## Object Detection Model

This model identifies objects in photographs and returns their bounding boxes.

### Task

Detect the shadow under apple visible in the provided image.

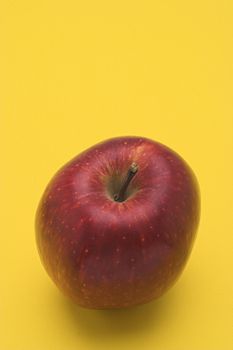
[54,286,179,341]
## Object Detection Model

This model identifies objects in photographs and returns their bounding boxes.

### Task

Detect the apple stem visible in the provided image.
[114,162,138,202]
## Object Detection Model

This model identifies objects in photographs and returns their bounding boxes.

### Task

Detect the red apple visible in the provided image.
[35,136,200,309]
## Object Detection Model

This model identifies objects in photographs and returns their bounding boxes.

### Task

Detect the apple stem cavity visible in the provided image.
[114,162,138,202]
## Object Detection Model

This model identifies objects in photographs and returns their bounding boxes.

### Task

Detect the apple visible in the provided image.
[35,136,200,309]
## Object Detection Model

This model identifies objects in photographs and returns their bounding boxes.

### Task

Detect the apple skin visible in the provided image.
[35,136,200,309]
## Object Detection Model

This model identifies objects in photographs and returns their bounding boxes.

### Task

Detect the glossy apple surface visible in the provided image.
[35,136,200,309]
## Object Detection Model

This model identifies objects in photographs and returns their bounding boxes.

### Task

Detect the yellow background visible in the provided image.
[0,1,232,349]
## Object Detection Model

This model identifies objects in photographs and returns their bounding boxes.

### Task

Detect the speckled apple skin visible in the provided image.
[35,136,200,309]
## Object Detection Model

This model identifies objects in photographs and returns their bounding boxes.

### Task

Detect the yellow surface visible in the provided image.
[0,1,232,349]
